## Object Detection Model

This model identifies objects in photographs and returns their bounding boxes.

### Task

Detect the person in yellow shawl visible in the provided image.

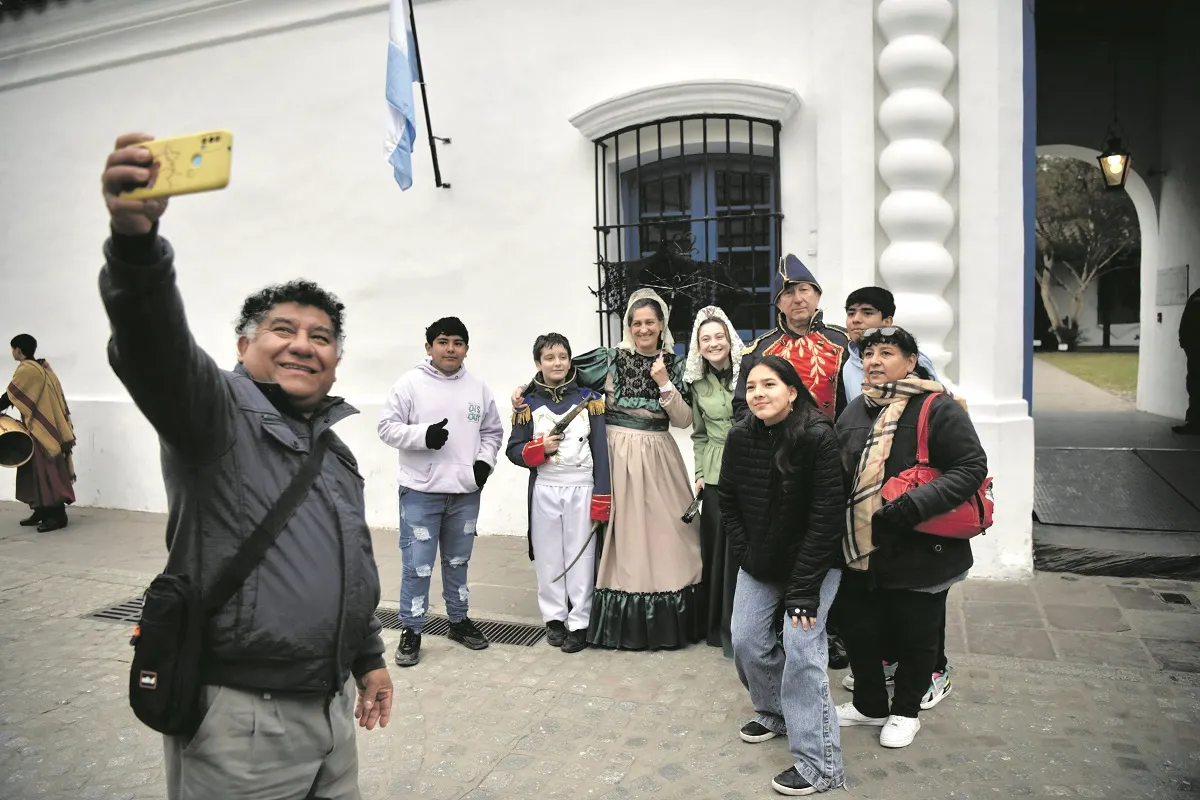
[1,334,76,532]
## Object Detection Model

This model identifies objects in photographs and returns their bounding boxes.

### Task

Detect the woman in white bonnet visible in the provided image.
[684,306,743,657]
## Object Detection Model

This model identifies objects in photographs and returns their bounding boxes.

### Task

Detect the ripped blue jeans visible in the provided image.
[398,487,482,633]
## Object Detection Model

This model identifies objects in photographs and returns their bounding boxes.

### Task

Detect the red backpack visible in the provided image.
[880,393,994,539]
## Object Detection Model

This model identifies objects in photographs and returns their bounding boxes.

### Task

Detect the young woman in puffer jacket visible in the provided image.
[719,355,847,797]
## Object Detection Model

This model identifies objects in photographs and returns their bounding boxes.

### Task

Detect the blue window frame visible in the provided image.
[592,116,783,353]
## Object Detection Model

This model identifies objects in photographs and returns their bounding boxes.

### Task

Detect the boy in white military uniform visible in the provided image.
[506,333,610,653]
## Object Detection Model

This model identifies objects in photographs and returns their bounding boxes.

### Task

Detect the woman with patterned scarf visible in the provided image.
[833,326,986,750]
[684,306,744,656]
[510,289,705,650]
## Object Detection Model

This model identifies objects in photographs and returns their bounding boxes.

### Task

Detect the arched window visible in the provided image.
[591,116,783,352]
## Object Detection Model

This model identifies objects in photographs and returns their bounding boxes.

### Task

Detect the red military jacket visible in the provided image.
[732,310,850,421]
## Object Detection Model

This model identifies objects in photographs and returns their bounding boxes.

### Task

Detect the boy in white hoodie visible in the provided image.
[378,317,503,667]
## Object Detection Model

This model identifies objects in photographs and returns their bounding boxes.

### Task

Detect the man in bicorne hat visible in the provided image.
[733,254,851,421]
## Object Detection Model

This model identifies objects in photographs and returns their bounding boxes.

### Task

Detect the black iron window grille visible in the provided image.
[591,115,784,351]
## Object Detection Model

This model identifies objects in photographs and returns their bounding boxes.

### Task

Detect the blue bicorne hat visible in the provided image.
[775,253,822,298]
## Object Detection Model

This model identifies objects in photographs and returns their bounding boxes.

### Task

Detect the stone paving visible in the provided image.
[1,502,1199,799]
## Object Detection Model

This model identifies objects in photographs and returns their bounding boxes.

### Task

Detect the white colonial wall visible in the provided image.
[0,0,831,535]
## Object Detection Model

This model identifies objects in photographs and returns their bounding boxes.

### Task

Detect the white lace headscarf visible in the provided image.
[618,288,676,353]
[684,306,744,389]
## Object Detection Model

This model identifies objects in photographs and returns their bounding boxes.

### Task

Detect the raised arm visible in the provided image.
[99,133,234,461]
[660,355,693,429]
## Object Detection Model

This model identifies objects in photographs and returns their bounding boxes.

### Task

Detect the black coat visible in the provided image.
[836,393,988,591]
[1180,289,1200,350]
[718,407,845,613]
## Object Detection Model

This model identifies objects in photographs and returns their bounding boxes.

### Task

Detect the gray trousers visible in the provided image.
[164,678,360,800]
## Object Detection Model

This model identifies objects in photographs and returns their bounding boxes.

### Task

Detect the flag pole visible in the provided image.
[407,0,450,189]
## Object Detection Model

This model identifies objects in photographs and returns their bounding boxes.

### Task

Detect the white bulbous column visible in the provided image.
[876,0,956,375]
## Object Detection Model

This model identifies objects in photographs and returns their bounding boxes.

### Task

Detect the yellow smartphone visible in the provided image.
[123,130,233,199]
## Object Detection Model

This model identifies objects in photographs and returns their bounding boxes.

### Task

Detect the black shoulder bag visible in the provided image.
[128,435,329,737]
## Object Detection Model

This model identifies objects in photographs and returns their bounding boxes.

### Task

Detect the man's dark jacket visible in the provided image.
[99,230,386,695]
[1180,289,1200,350]
[718,408,845,614]
[835,393,987,590]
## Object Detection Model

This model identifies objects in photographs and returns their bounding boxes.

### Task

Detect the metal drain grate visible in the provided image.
[86,597,546,647]
[373,608,545,646]
[86,596,145,624]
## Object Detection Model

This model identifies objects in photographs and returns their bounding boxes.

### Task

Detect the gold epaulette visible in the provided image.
[512,407,531,425]
[742,328,779,356]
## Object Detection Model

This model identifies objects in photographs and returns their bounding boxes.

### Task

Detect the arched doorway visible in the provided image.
[1034,144,1159,411]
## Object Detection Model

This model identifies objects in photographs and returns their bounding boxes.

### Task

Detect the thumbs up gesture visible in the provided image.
[650,351,669,388]
[425,418,450,450]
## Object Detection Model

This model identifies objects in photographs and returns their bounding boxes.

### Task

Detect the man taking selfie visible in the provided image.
[99,132,392,800]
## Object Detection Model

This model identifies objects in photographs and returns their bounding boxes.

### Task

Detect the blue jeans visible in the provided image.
[398,487,481,633]
[732,568,844,792]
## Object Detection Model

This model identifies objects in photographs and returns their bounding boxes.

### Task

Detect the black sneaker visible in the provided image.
[448,618,489,650]
[394,627,421,667]
[561,628,588,654]
[771,766,817,796]
[545,620,567,647]
[739,721,779,743]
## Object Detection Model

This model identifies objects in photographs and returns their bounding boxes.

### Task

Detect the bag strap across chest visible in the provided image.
[202,434,330,615]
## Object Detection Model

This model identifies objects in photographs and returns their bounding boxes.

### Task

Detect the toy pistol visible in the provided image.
[549,403,586,438]
[682,494,702,524]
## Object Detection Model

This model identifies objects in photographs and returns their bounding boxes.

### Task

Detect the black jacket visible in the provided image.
[836,393,987,590]
[718,407,845,613]
[100,229,385,695]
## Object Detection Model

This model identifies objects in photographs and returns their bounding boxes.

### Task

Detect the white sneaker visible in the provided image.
[920,670,952,710]
[841,671,855,690]
[836,702,887,727]
[879,715,921,748]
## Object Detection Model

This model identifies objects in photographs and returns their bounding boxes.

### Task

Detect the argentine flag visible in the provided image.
[384,0,419,190]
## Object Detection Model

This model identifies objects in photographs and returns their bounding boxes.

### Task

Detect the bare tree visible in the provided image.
[1035,155,1139,348]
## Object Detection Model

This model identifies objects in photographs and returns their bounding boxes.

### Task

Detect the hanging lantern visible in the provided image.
[1097,135,1131,191]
